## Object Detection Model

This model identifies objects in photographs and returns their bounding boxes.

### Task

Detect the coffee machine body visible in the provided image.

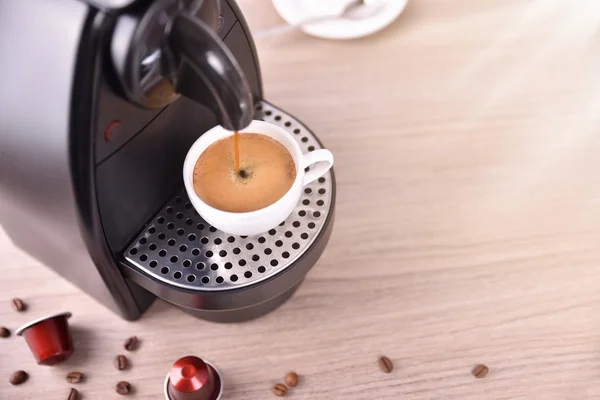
[0,0,335,322]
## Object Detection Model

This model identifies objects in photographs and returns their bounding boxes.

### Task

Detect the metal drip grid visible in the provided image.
[124,101,333,291]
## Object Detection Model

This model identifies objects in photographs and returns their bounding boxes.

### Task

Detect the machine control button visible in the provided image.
[104,120,122,142]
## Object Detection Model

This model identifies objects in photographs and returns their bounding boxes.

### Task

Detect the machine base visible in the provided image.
[180,279,303,323]
[120,100,335,322]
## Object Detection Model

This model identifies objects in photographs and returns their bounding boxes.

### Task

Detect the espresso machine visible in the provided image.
[0,0,335,322]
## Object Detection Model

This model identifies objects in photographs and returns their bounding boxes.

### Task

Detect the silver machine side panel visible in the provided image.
[0,0,131,317]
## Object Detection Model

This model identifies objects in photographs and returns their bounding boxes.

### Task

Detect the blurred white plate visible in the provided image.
[271,0,407,40]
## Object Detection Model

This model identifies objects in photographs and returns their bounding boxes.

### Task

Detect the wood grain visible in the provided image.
[4,0,600,398]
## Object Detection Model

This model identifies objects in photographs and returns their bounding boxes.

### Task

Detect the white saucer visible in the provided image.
[271,0,407,40]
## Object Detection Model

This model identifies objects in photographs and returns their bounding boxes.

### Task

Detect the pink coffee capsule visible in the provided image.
[164,356,223,400]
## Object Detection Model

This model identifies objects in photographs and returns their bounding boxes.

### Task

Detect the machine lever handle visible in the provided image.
[164,12,254,131]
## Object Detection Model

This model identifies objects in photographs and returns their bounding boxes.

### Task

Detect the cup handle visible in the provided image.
[301,149,334,186]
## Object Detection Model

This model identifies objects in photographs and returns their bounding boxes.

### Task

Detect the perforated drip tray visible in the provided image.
[124,101,333,292]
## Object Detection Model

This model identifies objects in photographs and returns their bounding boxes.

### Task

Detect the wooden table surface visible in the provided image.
[4,0,600,398]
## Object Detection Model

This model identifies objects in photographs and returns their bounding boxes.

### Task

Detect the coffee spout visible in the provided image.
[164,13,254,131]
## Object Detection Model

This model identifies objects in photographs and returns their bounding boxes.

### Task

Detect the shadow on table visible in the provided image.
[144,298,178,318]
[64,324,96,366]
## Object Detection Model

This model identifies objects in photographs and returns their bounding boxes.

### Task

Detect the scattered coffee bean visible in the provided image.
[378,356,393,373]
[472,364,489,379]
[11,298,25,312]
[272,383,287,397]
[66,371,83,384]
[124,336,138,351]
[68,388,79,400]
[116,381,131,395]
[285,372,298,388]
[114,354,128,371]
[0,327,10,338]
[9,370,28,385]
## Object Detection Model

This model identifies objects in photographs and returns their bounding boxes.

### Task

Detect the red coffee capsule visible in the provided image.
[15,312,73,366]
[164,356,223,400]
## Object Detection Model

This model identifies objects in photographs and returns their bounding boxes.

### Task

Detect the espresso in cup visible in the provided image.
[193,133,296,212]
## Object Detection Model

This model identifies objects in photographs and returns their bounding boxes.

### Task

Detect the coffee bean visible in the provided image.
[68,388,79,400]
[472,364,489,379]
[284,372,298,388]
[378,356,393,373]
[11,298,25,312]
[66,371,83,384]
[0,327,10,338]
[9,370,28,385]
[272,383,287,397]
[116,381,131,395]
[124,336,138,351]
[114,355,128,371]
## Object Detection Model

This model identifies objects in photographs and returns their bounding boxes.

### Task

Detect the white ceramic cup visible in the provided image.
[183,120,334,236]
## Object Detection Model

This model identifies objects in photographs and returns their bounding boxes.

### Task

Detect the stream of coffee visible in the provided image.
[234,130,240,174]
